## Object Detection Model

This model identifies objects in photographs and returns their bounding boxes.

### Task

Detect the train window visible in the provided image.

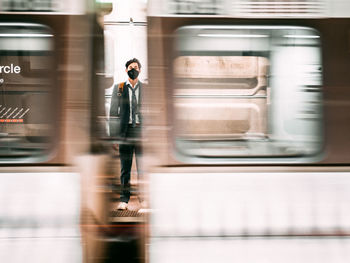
[0,23,56,162]
[173,26,323,162]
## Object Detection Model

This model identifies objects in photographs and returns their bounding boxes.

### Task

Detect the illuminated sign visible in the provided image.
[149,0,344,18]
[0,0,86,13]
[1,0,56,11]
[168,0,221,15]
[0,64,21,74]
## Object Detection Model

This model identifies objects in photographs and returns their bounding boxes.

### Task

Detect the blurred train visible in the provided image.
[145,0,350,263]
[0,0,114,262]
[2,0,350,263]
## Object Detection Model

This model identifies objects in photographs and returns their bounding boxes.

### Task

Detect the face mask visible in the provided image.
[127,68,139,80]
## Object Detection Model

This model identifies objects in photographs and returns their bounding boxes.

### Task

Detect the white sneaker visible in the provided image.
[117,202,128,210]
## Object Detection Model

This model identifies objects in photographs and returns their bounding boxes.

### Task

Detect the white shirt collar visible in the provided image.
[126,79,140,88]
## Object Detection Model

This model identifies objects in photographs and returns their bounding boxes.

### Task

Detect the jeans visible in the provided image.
[118,125,142,203]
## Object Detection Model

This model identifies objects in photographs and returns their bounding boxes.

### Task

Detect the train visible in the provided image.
[2,0,350,262]
[0,0,114,262]
[146,0,350,263]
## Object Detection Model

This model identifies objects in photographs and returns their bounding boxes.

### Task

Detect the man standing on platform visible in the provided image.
[110,58,144,210]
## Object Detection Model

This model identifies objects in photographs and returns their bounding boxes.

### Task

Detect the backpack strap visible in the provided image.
[117,82,125,96]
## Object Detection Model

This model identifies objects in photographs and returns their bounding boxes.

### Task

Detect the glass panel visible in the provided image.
[173,26,323,161]
[0,23,56,162]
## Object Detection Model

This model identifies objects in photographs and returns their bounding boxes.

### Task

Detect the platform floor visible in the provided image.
[109,196,146,222]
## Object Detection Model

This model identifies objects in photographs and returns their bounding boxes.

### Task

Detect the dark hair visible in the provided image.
[125,58,141,69]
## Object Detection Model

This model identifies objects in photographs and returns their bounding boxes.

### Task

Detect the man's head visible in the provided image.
[125,58,141,81]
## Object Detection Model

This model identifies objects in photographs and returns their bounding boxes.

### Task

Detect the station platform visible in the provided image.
[109,196,147,223]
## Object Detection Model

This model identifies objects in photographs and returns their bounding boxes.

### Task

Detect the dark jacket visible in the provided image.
[109,81,142,138]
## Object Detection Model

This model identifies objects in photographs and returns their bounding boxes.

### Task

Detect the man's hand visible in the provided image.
[112,143,119,152]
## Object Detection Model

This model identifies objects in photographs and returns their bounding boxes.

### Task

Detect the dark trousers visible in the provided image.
[119,125,141,203]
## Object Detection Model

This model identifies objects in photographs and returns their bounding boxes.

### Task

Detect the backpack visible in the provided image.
[109,82,125,138]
